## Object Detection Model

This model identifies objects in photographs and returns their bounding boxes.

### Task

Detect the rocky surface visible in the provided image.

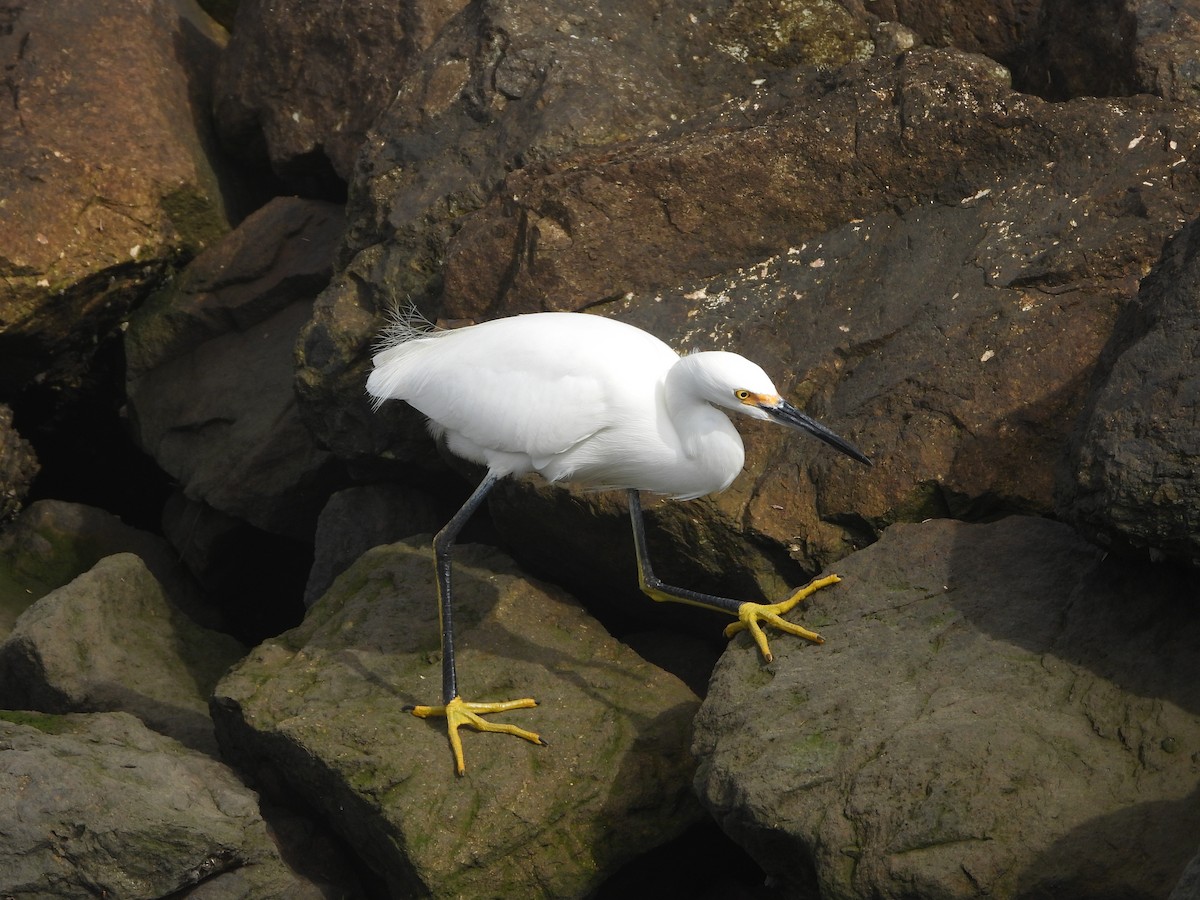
[1058,216,1200,566]
[0,405,38,523]
[0,499,211,637]
[695,516,1200,898]
[0,710,326,898]
[212,538,702,898]
[0,0,1198,897]
[0,553,244,755]
[0,0,231,401]
[126,196,346,542]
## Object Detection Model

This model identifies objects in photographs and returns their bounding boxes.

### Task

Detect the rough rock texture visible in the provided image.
[213,539,702,898]
[0,0,231,397]
[214,0,468,188]
[1058,217,1200,566]
[422,47,1200,581]
[0,711,323,899]
[0,499,210,639]
[0,405,38,523]
[126,197,346,541]
[693,517,1200,899]
[299,45,1200,597]
[303,483,446,606]
[0,553,244,754]
[295,0,830,462]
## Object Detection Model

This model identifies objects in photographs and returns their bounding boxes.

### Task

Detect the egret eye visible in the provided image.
[735,389,752,402]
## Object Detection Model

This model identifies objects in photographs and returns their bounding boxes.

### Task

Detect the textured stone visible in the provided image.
[693,517,1200,899]
[213,538,702,898]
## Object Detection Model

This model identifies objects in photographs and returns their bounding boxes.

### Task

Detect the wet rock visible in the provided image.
[0,0,231,398]
[126,197,346,541]
[213,538,702,898]
[214,0,468,189]
[0,710,323,899]
[1058,217,1200,566]
[0,405,38,523]
[0,499,210,639]
[0,553,244,754]
[693,517,1200,899]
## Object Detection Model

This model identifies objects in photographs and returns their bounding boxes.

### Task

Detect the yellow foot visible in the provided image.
[406,695,545,776]
[724,574,841,662]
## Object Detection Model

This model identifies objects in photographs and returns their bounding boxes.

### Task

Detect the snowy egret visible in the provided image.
[367,310,871,774]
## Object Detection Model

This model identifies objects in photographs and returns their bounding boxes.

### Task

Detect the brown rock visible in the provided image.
[0,0,231,397]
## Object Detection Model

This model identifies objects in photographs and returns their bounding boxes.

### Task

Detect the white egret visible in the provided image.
[367,310,871,774]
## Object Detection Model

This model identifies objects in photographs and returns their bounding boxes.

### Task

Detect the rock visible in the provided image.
[0,404,38,523]
[0,0,231,399]
[1173,846,1200,900]
[304,483,446,606]
[429,49,1200,583]
[296,0,807,460]
[693,516,1200,899]
[0,710,324,899]
[213,538,702,898]
[126,197,346,541]
[0,499,211,639]
[0,553,244,754]
[1058,217,1200,566]
[1131,0,1200,103]
[304,44,1200,595]
[214,0,468,188]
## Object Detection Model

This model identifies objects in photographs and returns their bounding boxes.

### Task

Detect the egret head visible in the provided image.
[684,351,872,466]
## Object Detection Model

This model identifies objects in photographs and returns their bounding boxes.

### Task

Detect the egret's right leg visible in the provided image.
[405,472,545,775]
[627,489,833,662]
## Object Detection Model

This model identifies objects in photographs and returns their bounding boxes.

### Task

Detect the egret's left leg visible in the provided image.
[627,490,835,663]
[408,472,546,775]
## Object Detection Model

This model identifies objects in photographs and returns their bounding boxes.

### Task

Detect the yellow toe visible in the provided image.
[410,695,544,775]
[724,574,840,662]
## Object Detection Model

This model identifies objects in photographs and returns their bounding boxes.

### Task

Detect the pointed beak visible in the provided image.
[762,399,872,466]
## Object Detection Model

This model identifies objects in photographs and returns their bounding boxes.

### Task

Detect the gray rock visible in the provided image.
[1058,217,1200,566]
[1173,846,1200,900]
[693,516,1200,898]
[213,538,702,898]
[126,197,345,541]
[0,553,244,755]
[0,499,212,639]
[0,0,230,397]
[304,483,446,606]
[0,710,323,899]
[0,405,37,524]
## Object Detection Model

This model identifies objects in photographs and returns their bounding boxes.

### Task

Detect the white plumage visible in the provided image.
[367,311,864,500]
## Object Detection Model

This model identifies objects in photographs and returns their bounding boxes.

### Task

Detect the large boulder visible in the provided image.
[0,0,230,399]
[0,711,325,898]
[213,538,702,897]
[0,405,37,524]
[0,553,244,754]
[1058,216,1200,566]
[214,0,469,188]
[0,499,210,639]
[125,196,346,541]
[693,516,1200,899]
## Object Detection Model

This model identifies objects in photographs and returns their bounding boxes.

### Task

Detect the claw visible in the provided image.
[724,574,840,662]
[409,695,544,775]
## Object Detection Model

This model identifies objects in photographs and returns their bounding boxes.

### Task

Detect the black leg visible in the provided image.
[627,489,831,661]
[433,472,499,705]
[628,489,743,615]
